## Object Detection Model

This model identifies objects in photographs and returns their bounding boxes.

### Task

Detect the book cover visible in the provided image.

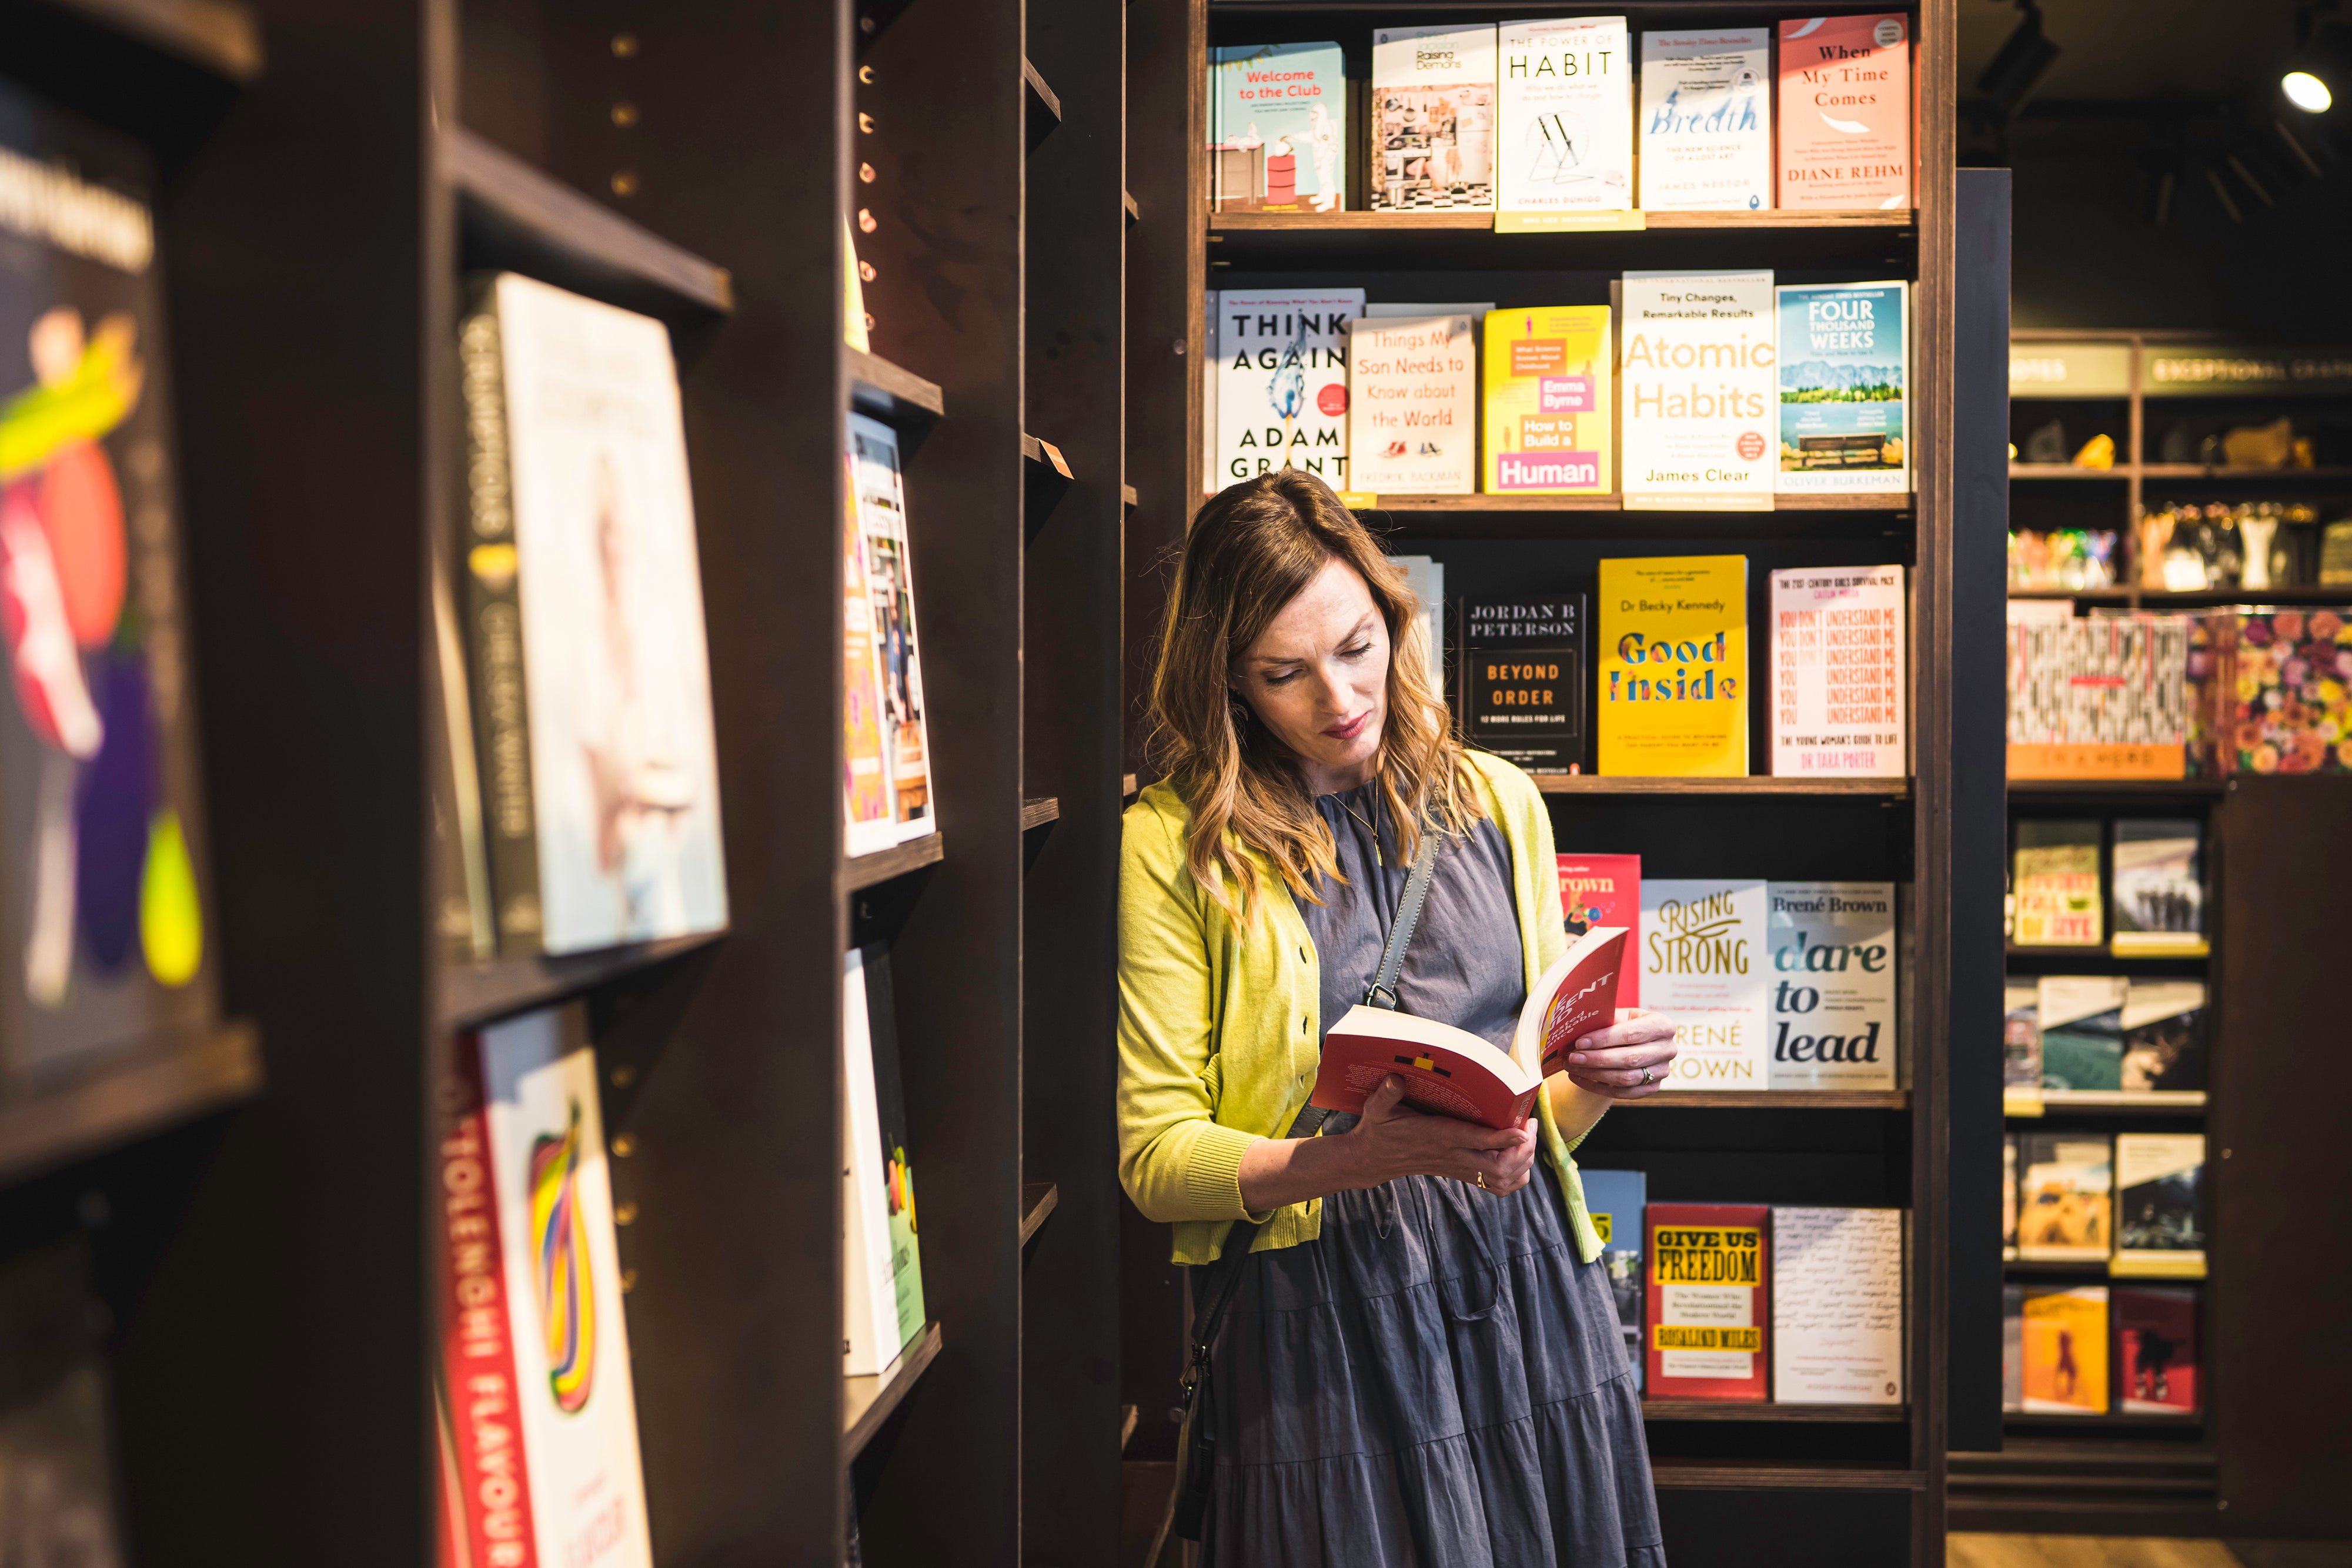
[1496,18,1634,224]
[1385,554,1445,694]
[1580,1169,1646,1389]
[1212,289,1364,491]
[1370,25,1496,211]
[1769,565,1906,776]
[1596,555,1749,776]
[1776,14,1912,211]
[843,457,896,856]
[2191,609,2352,775]
[1210,42,1347,212]
[2020,1285,2109,1415]
[2009,613,2191,779]
[2113,1133,2206,1279]
[843,948,908,1375]
[1558,853,1641,1005]
[1637,28,1770,212]
[487,273,728,957]
[2003,1135,2019,1259]
[2110,818,2206,955]
[2002,1284,2023,1411]
[1621,271,1777,511]
[2120,981,2206,1094]
[0,92,217,1071]
[2017,1133,2112,1262]
[2116,1286,2199,1416]
[1367,301,1498,335]
[1775,282,1909,493]
[1771,1207,1904,1405]
[475,1008,654,1568]
[1202,289,1218,496]
[1481,305,1613,493]
[2012,820,2102,946]
[1347,315,1476,493]
[1642,878,1769,1091]
[848,413,938,845]
[2037,976,2126,1093]
[1646,1204,1769,1400]
[2003,980,2042,1111]
[860,944,927,1350]
[1765,881,1896,1089]
[1462,596,1586,771]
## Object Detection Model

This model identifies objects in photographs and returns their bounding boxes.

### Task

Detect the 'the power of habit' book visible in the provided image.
[1596,555,1749,776]
[1462,596,1586,771]
[1776,282,1909,493]
[1212,289,1363,489]
[460,273,729,956]
[847,414,937,849]
[1210,42,1347,213]
[1642,878,1768,1091]
[1496,18,1633,228]
[1311,925,1631,1129]
[1581,1168,1646,1388]
[1772,1207,1904,1405]
[1765,882,1896,1089]
[1637,28,1770,212]
[1621,270,1777,510]
[1558,853,1640,1005]
[1769,565,1906,777]
[1370,25,1496,211]
[1647,1204,1769,1400]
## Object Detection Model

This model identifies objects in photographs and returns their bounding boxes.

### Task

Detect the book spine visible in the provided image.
[457,296,544,955]
[437,1032,542,1568]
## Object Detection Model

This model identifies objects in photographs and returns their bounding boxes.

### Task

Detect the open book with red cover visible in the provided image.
[1308,927,1630,1131]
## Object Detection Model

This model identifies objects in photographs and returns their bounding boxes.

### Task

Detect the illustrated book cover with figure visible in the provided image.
[1557,853,1639,1005]
[1495,18,1633,225]
[1646,1204,1769,1400]
[847,413,938,848]
[2120,980,2206,1095]
[1579,1168,1646,1389]
[1370,25,1495,211]
[1480,305,1613,494]
[1638,28,1771,212]
[2017,1132,2112,1263]
[2020,1285,2108,1415]
[1771,1206,1905,1405]
[1210,42,1348,213]
[2109,818,2205,955]
[1211,289,1364,491]
[2116,1286,2199,1416]
[2112,1133,2206,1279]
[463,272,728,956]
[0,85,216,1074]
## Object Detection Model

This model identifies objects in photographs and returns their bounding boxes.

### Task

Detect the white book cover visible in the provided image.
[1347,315,1476,493]
[1365,300,1498,346]
[1384,554,1445,694]
[1212,289,1364,491]
[1496,18,1633,219]
[1773,1207,1905,1404]
[842,948,904,1376]
[1776,282,1909,493]
[495,273,729,954]
[848,413,938,844]
[1621,270,1777,509]
[1371,24,1496,210]
[1642,878,1769,1091]
[1202,289,1220,496]
[1638,28,1771,212]
[1769,565,1906,777]
[1765,881,1897,1089]
[479,1008,653,1568]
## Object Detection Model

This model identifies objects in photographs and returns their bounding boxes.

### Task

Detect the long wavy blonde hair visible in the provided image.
[1146,469,1484,927]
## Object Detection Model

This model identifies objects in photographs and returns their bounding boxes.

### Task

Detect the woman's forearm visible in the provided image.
[1235,1130,1373,1213]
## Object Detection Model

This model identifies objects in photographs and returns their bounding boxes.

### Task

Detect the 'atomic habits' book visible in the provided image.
[1621,271,1777,510]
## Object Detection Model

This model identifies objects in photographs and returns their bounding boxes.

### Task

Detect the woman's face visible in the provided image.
[1231,556,1390,795]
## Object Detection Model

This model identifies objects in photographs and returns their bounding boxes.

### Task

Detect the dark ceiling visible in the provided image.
[1957,0,2307,105]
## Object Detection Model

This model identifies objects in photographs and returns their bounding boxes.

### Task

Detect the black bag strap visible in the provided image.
[1362,820,1444,1011]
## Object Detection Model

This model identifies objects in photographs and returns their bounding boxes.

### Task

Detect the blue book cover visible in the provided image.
[1210,42,1347,212]
[1775,281,1907,493]
[1580,1168,1647,1389]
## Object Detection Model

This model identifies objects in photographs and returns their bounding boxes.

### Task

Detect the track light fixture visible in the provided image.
[2284,5,2352,113]
[1979,1,2061,119]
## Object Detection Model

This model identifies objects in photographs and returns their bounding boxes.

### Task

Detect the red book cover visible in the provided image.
[1647,1204,1770,1400]
[436,1032,542,1568]
[1516,926,1632,1078]
[1558,854,1640,1006]
[1313,1009,1541,1130]
[2116,1286,2199,1416]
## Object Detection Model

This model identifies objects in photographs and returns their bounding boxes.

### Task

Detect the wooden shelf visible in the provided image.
[1120,1403,1139,1450]
[848,347,946,422]
[2141,463,2352,480]
[2011,1091,2207,1118]
[46,0,263,79]
[1644,1400,1907,1423]
[2008,778,2225,798]
[1022,432,1073,478]
[2009,464,2126,480]
[1208,205,1919,270]
[1649,1462,1927,1492]
[2005,944,2206,961]
[844,1321,944,1456]
[844,831,945,892]
[1023,56,1063,123]
[1349,491,1908,514]
[1622,1091,1909,1109]
[2007,1258,2117,1276]
[443,126,734,318]
[1210,208,1916,233]
[1020,1181,1059,1244]
[1123,190,1140,223]
[0,1019,262,1187]
[441,931,728,1029]
[2003,1410,2204,1430]
[2007,586,2352,606]
[1534,775,1909,798]
[1021,796,1061,832]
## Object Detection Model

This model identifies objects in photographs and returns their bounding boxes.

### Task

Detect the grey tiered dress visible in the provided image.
[1197,785,1667,1568]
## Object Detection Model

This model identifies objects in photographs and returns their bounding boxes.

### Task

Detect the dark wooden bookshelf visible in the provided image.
[438,931,728,1031]
[2003,1411,2203,1431]
[1645,1401,1910,1423]
[1020,796,1061,832]
[1649,1463,1929,1491]
[2008,1092,2207,1118]
[1212,208,1916,233]
[1532,775,1911,798]
[1021,56,1062,128]
[0,1019,261,1185]
[44,0,262,79]
[844,833,946,893]
[844,1321,946,1456]
[848,346,947,423]
[1019,1181,1059,1245]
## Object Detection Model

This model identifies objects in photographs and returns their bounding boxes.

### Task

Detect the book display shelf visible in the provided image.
[1120,4,2008,1565]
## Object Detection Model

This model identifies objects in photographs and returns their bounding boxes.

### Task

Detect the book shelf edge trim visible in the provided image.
[440,929,730,1030]
[843,1320,945,1453]
[1018,1181,1059,1243]
[843,831,946,892]
[0,1018,263,1186]
[54,0,264,81]
[847,348,947,419]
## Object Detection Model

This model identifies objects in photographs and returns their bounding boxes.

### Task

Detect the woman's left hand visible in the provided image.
[1563,1008,1679,1100]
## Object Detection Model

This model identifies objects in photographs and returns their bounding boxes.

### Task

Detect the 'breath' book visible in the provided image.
[1596,555,1749,776]
[1495,18,1633,226]
[1768,565,1906,777]
[1311,925,1631,1129]
[1462,596,1586,772]
[1776,14,1912,211]
[1210,43,1347,212]
[1621,270,1777,510]
[1481,305,1613,494]
[1646,1204,1769,1400]
[1580,1168,1647,1388]
[1765,881,1896,1089]
[1558,854,1640,1005]
[1776,282,1909,492]
[1637,28,1770,212]
[1371,25,1496,210]
[1346,315,1477,493]
[1213,289,1364,491]
[1771,1207,1905,1405]
[1641,878,1769,1091]
[2113,1134,2205,1279]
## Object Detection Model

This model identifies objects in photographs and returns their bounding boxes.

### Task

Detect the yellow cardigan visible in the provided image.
[1117,749,1606,1266]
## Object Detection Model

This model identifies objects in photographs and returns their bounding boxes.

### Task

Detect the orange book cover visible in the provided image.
[1776,15,1912,211]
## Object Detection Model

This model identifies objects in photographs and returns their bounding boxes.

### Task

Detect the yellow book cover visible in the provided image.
[1482,306,1612,494]
[2021,1285,2109,1415]
[1596,556,1749,775]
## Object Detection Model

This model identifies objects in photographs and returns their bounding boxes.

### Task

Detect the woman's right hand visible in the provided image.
[1235,1076,1538,1212]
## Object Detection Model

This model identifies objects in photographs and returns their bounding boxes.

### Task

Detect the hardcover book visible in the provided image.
[2116,1286,2199,1416]
[1764,882,1896,1089]
[2120,981,2207,1095]
[1775,282,1909,493]
[1637,28,1770,212]
[848,414,938,845]
[1370,25,1496,211]
[1210,42,1347,212]
[2187,609,2352,775]
[2020,1285,2109,1415]
[1646,1204,1769,1400]
[2037,975,2127,1093]
[2009,612,2191,780]
[2002,980,2042,1111]
[2109,818,2205,955]
[1641,878,1769,1091]
[1495,18,1633,225]
[1462,596,1586,771]
[1385,554,1445,694]
[1621,271,1777,510]
[1212,289,1364,491]
[1481,305,1613,494]
[2113,1134,2206,1279]
[1768,565,1906,777]
[2017,1133,2112,1263]
[1776,14,1912,211]
[1580,1169,1646,1388]
[1771,1207,1905,1405]
[465,273,729,956]
[1596,555,1749,776]
[2012,820,2102,946]
[1558,854,1641,1005]
[1347,315,1477,493]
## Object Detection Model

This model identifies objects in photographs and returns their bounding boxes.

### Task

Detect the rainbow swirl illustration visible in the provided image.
[529,1100,597,1415]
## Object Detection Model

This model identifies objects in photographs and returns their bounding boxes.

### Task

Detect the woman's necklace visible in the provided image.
[1338,790,1384,867]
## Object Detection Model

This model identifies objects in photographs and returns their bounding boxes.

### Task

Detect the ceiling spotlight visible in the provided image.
[2284,70,2333,112]
[2283,9,2352,113]
[1980,1,2061,119]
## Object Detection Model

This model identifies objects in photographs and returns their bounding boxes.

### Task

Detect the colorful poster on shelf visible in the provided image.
[1481,305,1613,494]
[1210,42,1347,213]
[1621,271,1777,510]
[1776,282,1909,493]
[1776,14,1913,212]
[1370,25,1496,211]
[1637,28,1771,212]
[1495,17,1635,229]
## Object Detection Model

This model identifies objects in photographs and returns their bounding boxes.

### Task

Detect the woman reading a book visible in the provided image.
[1120,470,1676,1565]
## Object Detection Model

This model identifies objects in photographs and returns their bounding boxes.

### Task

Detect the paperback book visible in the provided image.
[1581,1169,1646,1388]
[1385,554,1445,694]
[2037,975,2126,1093]
[2113,1133,2206,1279]
[1481,305,1613,494]
[1636,28,1770,212]
[2001,1284,2023,1411]
[1370,25,1496,211]
[1776,282,1909,493]
[2011,820,2102,947]
[1558,854,1641,1005]
[1765,881,1896,1089]
[2017,1132,2112,1263]
[1495,18,1634,226]
[1210,42,1347,213]
[1641,878,1769,1091]
[844,946,925,1372]
[2020,1285,2108,1415]
[1768,565,1906,777]
[2002,980,2042,1112]
[2008,614,2191,780]
[848,413,938,845]
[2110,818,2205,955]
[1212,289,1364,490]
[1462,596,1586,771]
[1347,315,1477,493]
[1596,555,1749,776]
[1621,270,1777,510]
[1771,1207,1905,1405]
[2116,1286,2199,1415]
[1776,14,1912,211]
[2120,981,2207,1095]
[1646,1204,1769,1400]
[843,459,895,855]
[2003,1135,2019,1259]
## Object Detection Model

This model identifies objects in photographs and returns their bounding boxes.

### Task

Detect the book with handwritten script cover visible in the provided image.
[1771,1207,1905,1403]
